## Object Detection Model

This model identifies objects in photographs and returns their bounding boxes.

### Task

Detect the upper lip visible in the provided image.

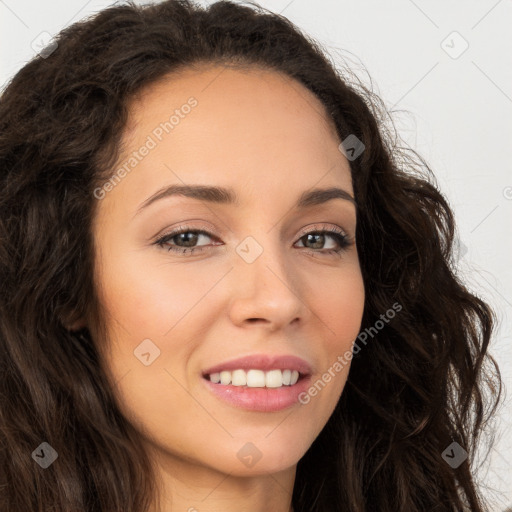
[202,354,313,377]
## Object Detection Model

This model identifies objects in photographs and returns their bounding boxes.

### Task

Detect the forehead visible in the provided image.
[124,64,340,145]
[98,64,353,219]
[127,62,338,132]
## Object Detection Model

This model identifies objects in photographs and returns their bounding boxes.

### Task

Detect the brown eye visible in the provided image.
[155,228,216,254]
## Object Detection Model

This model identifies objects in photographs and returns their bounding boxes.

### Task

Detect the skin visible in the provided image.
[88,64,365,512]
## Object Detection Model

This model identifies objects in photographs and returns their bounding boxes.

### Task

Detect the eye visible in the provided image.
[295,225,351,255]
[153,223,352,256]
[154,225,218,255]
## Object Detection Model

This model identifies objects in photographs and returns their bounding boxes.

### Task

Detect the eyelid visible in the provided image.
[295,222,349,238]
[152,222,217,242]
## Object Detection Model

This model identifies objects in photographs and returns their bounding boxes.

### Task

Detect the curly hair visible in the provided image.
[0,0,502,510]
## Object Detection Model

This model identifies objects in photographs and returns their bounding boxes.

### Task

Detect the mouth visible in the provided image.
[200,354,313,412]
[201,369,312,413]
[202,368,308,388]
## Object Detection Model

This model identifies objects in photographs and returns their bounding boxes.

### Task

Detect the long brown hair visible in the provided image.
[0,1,502,510]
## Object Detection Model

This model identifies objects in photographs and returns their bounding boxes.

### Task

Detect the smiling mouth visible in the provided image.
[203,368,306,388]
[201,369,312,412]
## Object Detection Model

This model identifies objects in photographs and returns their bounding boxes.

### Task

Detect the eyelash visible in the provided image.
[153,224,352,257]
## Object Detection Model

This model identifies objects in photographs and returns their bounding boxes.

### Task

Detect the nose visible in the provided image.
[227,234,306,331]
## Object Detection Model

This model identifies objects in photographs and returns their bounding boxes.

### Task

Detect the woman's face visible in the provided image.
[91,65,365,478]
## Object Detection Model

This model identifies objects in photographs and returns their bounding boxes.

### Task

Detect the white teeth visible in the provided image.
[207,369,302,388]
[231,369,247,386]
[220,371,231,385]
[247,369,266,387]
[265,369,282,388]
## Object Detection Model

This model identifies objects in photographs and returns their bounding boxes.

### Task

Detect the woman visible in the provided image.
[0,0,502,511]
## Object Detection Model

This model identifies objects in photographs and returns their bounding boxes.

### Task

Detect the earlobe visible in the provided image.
[59,310,87,332]
[67,319,87,331]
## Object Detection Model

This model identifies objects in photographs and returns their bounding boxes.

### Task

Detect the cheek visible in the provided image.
[94,249,228,398]
[97,249,214,339]
[94,254,203,437]
[312,261,365,347]
[312,262,365,397]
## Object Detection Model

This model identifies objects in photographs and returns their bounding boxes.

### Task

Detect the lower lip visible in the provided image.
[202,375,312,412]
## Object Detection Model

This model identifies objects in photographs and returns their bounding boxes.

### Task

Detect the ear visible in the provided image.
[59,308,87,332]
[66,318,87,331]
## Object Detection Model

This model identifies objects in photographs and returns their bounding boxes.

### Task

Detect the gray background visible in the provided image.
[1,0,511,509]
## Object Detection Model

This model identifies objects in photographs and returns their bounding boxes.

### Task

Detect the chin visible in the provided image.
[198,434,311,476]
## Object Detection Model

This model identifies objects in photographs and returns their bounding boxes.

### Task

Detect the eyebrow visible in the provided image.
[135,183,356,216]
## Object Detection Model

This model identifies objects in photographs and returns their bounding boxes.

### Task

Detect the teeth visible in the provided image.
[207,369,300,388]
[232,369,247,386]
[265,369,282,388]
[220,371,231,385]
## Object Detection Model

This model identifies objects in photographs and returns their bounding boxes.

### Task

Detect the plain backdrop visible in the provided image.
[1,0,511,510]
